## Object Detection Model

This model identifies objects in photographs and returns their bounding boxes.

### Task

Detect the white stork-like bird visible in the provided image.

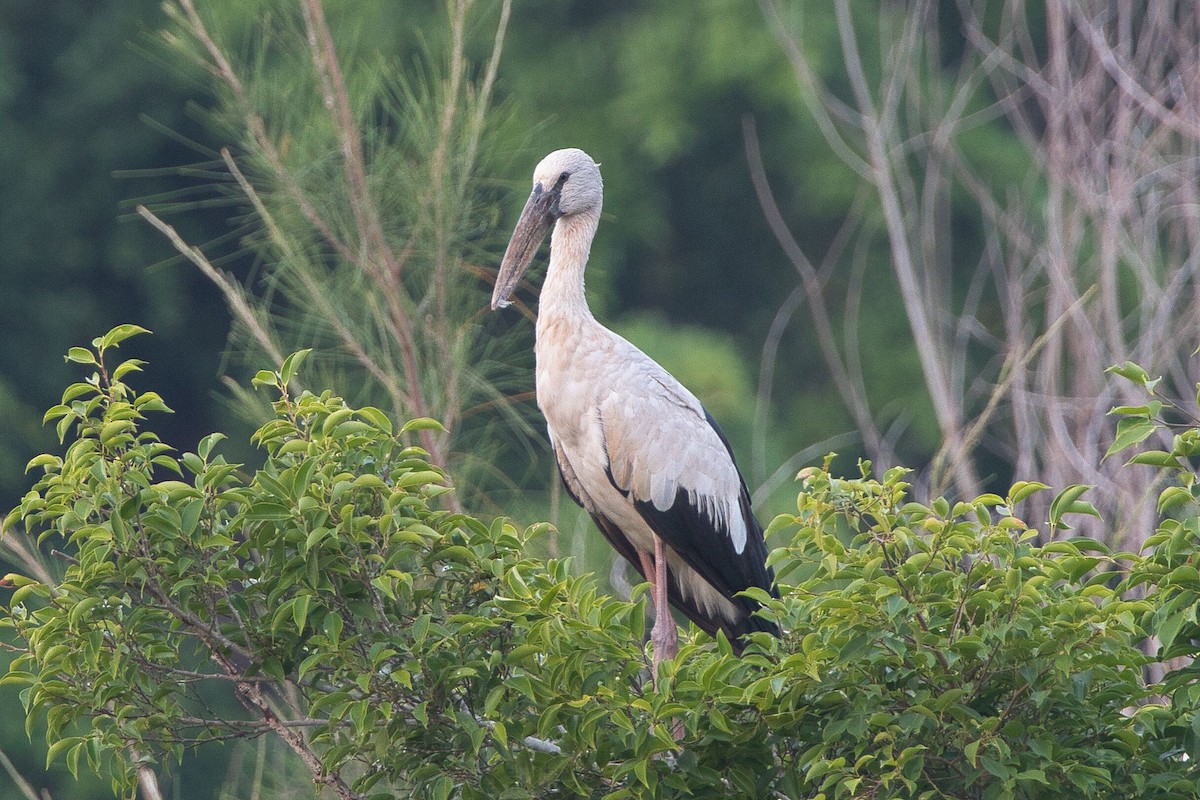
[491,148,778,669]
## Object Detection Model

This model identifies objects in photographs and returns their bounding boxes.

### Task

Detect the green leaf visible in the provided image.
[1108,404,1150,416]
[279,349,312,385]
[134,392,173,414]
[111,358,147,382]
[60,382,97,403]
[98,324,151,350]
[242,502,292,522]
[1048,484,1098,530]
[353,474,387,490]
[399,417,446,434]
[65,347,97,366]
[1028,739,1053,760]
[292,594,311,632]
[1104,416,1156,459]
[320,408,355,436]
[979,755,1015,780]
[68,596,102,629]
[1157,611,1188,651]
[1008,481,1050,506]
[1105,361,1151,387]
[1158,486,1195,514]
[197,432,227,460]
[99,419,134,447]
[396,470,444,488]
[55,412,73,443]
[355,406,393,434]
[1061,536,1110,554]
[430,776,453,800]
[45,736,83,770]
[490,719,508,749]
[24,453,62,473]
[41,404,70,425]
[1127,450,1179,468]
[297,653,323,683]
[964,739,981,768]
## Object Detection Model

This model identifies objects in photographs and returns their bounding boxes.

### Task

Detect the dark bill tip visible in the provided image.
[491,188,556,310]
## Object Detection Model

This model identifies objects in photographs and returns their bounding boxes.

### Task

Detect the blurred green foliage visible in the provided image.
[0,0,1039,527]
[0,0,243,507]
[0,0,941,519]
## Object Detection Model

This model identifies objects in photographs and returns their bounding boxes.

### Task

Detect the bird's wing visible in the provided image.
[597,348,776,620]
[555,427,744,641]
[550,434,647,575]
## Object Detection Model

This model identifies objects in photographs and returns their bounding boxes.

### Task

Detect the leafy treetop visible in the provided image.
[1,327,1199,799]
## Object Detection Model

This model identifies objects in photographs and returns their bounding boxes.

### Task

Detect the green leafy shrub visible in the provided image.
[1107,361,1200,772]
[0,328,649,799]
[2,330,1199,799]
[659,464,1194,799]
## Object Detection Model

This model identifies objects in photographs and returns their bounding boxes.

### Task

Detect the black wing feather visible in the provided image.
[622,408,778,645]
[555,412,778,651]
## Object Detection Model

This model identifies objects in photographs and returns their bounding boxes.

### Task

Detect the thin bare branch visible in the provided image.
[173,0,358,267]
[0,746,43,800]
[136,205,288,370]
[755,0,872,179]
[220,149,411,410]
[835,0,980,497]
[757,0,1200,547]
[298,0,397,283]
[138,765,165,800]
[743,116,890,469]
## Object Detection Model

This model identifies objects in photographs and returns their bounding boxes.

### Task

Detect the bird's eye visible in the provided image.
[557,171,570,186]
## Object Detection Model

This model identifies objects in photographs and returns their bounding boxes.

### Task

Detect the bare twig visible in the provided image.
[220,148,411,409]
[0,745,43,800]
[756,0,1200,547]
[172,0,358,267]
[137,764,165,800]
[136,205,288,371]
[294,0,447,477]
[834,0,980,498]
[298,0,396,281]
[744,116,890,475]
[216,650,361,800]
[756,0,871,178]
[478,719,563,756]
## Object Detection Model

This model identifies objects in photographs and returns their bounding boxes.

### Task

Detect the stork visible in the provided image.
[491,148,778,675]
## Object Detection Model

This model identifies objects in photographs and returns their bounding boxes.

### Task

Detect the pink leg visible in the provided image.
[650,536,678,675]
[636,544,678,687]
[649,538,683,740]
[636,548,659,674]
[637,550,655,585]
[636,544,684,740]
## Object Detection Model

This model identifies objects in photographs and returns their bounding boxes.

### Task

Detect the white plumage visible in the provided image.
[492,148,777,657]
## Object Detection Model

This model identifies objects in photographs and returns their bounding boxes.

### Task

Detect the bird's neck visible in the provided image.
[538,210,600,328]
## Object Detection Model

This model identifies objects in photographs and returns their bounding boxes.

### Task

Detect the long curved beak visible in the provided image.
[491,186,556,310]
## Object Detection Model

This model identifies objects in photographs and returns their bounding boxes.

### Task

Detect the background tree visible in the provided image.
[4,0,1200,796]
[0,0,234,508]
[137,0,530,515]
[752,0,1200,549]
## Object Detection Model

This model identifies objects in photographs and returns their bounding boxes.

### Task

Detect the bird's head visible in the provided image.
[491,148,602,310]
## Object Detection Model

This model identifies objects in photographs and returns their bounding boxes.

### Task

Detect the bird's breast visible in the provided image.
[534,318,608,443]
